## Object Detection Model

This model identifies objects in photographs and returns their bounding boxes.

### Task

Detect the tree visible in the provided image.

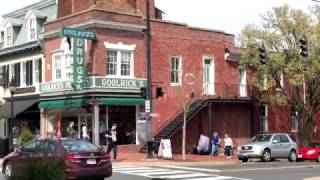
[238,4,320,146]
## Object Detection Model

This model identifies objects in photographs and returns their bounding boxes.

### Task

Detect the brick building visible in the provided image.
[38,0,317,153]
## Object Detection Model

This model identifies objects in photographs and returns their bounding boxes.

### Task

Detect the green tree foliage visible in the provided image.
[238,4,320,145]
[18,127,33,145]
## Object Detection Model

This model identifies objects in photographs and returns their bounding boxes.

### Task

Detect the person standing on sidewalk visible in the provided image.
[211,132,220,156]
[105,123,118,160]
[66,121,77,138]
[224,134,233,159]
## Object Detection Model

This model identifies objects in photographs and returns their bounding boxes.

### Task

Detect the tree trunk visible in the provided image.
[182,111,187,160]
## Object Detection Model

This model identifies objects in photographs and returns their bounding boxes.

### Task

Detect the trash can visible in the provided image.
[0,137,9,157]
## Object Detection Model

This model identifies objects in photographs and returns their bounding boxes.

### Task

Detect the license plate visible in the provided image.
[298,154,303,158]
[87,159,96,165]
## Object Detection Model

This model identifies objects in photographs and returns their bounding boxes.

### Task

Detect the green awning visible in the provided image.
[39,98,88,109]
[101,97,145,106]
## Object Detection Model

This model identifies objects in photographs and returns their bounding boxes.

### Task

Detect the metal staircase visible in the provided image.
[140,98,208,153]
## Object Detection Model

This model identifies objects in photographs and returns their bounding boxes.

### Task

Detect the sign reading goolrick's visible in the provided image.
[94,78,146,88]
[61,28,95,40]
[61,28,95,91]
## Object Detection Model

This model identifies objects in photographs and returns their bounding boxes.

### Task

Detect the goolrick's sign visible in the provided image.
[61,28,95,40]
[61,28,95,91]
[94,78,146,88]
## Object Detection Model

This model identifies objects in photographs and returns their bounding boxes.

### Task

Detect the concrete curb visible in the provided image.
[112,160,238,166]
[304,178,320,180]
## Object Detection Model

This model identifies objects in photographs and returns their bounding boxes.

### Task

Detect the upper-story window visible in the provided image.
[28,17,37,41]
[104,42,135,78]
[171,57,182,85]
[52,38,73,82]
[5,26,12,47]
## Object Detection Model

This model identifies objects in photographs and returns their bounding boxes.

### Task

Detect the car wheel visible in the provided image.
[317,154,320,162]
[240,158,249,163]
[4,162,12,178]
[261,149,271,162]
[288,150,297,162]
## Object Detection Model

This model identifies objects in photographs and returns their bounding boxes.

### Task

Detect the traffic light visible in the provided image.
[258,45,267,64]
[299,36,308,57]
[156,86,164,98]
[140,87,147,98]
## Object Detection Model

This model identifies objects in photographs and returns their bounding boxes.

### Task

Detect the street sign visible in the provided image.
[145,100,150,113]
[138,112,149,120]
[150,113,159,117]
[61,28,96,40]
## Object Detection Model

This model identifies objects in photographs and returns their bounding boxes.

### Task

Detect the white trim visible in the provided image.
[104,42,136,51]
[170,56,182,86]
[20,61,27,87]
[4,24,13,48]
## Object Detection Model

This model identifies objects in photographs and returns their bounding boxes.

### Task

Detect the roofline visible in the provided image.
[2,0,55,18]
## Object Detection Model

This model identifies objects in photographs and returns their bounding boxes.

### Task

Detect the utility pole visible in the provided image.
[146,0,153,159]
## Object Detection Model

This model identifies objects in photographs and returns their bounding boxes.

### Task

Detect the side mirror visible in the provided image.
[272,140,279,144]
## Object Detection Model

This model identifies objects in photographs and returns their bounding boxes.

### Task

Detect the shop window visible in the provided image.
[291,108,299,132]
[33,59,42,84]
[52,38,73,82]
[260,104,268,133]
[170,57,182,85]
[0,65,9,87]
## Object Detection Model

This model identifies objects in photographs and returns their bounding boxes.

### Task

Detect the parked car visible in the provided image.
[237,133,298,162]
[297,142,320,162]
[1,138,112,179]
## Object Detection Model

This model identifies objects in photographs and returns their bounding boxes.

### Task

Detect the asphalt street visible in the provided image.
[1,160,320,180]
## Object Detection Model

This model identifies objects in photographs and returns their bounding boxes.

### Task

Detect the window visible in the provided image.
[279,135,289,143]
[239,68,247,96]
[52,53,72,81]
[106,50,133,77]
[29,17,36,41]
[260,104,268,133]
[272,135,280,143]
[107,50,117,76]
[171,57,182,85]
[22,140,39,153]
[6,26,12,47]
[291,108,299,132]
[276,71,284,90]
[33,59,42,84]
[262,73,267,90]
[21,62,27,86]
[120,51,131,76]
[53,54,62,81]
[104,42,135,77]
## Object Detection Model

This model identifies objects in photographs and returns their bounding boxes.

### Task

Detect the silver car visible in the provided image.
[237,133,298,162]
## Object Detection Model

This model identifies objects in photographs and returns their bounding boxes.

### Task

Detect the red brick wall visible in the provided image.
[170,103,253,153]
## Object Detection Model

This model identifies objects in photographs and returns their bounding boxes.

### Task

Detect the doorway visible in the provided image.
[203,57,215,95]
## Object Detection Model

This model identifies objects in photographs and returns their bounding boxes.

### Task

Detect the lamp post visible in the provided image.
[8,78,16,151]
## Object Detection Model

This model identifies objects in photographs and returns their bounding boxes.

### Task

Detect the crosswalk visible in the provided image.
[113,165,251,180]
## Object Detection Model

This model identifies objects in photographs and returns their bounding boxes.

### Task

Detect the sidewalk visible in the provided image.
[112,152,238,166]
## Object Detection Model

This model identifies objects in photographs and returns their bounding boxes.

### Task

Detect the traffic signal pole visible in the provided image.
[146,0,153,159]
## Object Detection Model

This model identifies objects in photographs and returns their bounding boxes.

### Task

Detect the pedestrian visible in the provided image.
[105,123,118,160]
[66,121,77,138]
[224,134,233,159]
[82,124,90,141]
[211,132,220,156]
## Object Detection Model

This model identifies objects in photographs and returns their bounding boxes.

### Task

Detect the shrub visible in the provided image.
[18,127,33,145]
[10,156,65,180]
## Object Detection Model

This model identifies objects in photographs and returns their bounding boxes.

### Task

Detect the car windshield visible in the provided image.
[61,140,98,152]
[251,134,272,142]
[308,143,320,148]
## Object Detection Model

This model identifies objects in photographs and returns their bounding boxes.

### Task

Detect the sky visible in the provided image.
[0,0,318,35]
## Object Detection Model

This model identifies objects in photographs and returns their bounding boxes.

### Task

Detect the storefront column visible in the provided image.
[92,100,100,146]
[40,109,45,138]
[135,105,139,145]
[55,115,62,138]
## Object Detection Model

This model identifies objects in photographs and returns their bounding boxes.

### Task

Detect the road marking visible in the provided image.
[223,164,320,172]
[160,165,221,172]
[114,165,251,180]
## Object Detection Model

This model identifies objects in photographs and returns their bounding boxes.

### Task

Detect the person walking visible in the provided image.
[82,124,90,141]
[211,132,220,156]
[224,134,233,159]
[105,123,118,160]
[66,121,77,138]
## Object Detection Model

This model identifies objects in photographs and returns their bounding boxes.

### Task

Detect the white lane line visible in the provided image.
[160,165,221,172]
[136,170,189,176]
[184,177,234,180]
[119,169,174,174]
[113,167,152,171]
[157,173,210,179]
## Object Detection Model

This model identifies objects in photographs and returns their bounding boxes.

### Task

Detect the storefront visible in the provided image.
[39,78,146,146]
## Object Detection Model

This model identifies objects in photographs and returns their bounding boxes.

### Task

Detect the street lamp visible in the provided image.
[8,77,16,151]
